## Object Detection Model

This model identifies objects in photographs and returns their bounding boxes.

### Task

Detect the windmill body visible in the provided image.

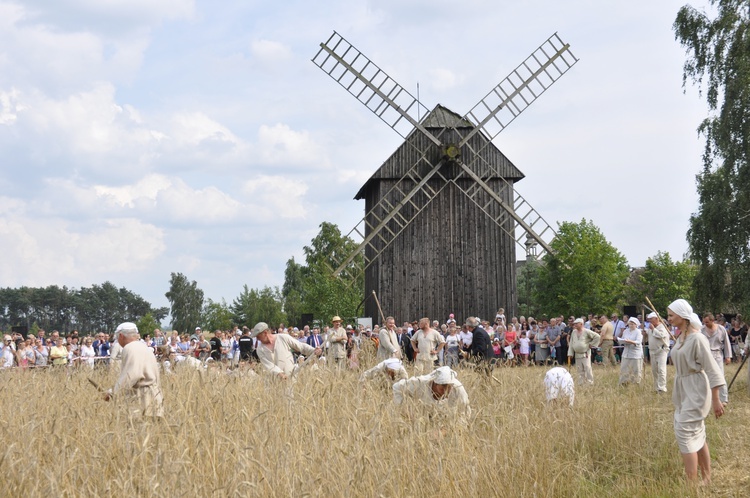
[356,105,524,322]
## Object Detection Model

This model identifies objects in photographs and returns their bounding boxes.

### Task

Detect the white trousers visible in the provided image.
[575,354,593,385]
[650,349,668,392]
[711,352,728,403]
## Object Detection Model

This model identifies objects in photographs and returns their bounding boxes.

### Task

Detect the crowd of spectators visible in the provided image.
[1,309,746,371]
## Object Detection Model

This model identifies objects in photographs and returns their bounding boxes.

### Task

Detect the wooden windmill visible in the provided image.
[312,32,577,323]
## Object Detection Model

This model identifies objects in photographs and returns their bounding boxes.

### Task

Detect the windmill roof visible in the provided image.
[421,104,475,128]
[354,104,525,200]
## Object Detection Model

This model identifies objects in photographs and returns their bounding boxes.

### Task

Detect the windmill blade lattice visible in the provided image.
[450,161,556,254]
[313,31,454,277]
[312,31,435,145]
[457,33,577,146]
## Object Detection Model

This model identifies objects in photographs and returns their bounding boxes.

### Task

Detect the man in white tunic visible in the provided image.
[104,322,164,419]
[411,318,445,374]
[544,366,575,407]
[567,318,600,385]
[701,313,732,404]
[646,312,671,393]
[393,366,471,423]
[360,358,408,384]
[378,316,402,361]
[617,317,644,385]
[253,322,321,379]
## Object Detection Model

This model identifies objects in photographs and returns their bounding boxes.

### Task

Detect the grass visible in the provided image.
[1,348,748,497]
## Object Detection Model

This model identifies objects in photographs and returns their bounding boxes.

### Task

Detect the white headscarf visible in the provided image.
[384,358,402,371]
[432,366,457,384]
[667,299,702,330]
[627,317,640,327]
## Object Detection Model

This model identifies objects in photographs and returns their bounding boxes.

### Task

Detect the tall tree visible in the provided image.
[165,273,204,334]
[202,298,235,332]
[634,252,698,315]
[516,259,542,318]
[300,222,363,322]
[281,257,305,326]
[675,2,750,313]
[231,285,286,329]
[536,219,629,316]
[136,313,160,339]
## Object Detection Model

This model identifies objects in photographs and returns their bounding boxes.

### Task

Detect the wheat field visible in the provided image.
[1,347,748,497]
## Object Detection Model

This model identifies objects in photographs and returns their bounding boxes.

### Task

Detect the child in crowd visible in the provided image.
[492,338,502,358]
[519,331,530,366]
[495,307,506,325]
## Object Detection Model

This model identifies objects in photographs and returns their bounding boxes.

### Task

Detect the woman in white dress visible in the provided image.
[79,337,96,369]
[667,299,724,485]
[617,317,643,385]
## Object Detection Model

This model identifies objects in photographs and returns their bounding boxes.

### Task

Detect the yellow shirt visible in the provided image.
[50,346,68,365]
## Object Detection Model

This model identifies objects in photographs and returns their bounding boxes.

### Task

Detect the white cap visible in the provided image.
[573,318,584,325]
[251,322,269,338]
[115,322,138,334]
[628,317,641,327]
[646,312,658,320]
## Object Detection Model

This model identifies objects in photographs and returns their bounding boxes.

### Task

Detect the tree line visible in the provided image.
[0,282,168,335]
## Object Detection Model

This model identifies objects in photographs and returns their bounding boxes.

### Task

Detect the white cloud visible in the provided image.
[0,1,195,93]
[0,88,23,125]
[257,123,329,167]
[243,175,310,219]
[19,0,195,33]
[0,215,165,285]
[428,68,464,92]
[170,111,241,147]
[250,39,292,62]
[84,174,244,224]
[1,85,254,179]
[93,174,173,207]
[48,172,314,226]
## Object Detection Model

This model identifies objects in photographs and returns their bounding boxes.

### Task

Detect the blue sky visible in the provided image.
[0,0,711,311]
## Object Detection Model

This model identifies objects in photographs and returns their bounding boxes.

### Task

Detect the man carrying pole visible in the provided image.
[646,311,670,393]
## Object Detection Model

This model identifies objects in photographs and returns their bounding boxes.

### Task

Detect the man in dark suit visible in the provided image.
[396,327,414,363]
[467,317,493,372]
[306,327,324,349]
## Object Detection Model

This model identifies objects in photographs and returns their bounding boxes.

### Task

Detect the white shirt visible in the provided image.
[1,346,14,368]
[445,334,460,350]
[617,327,643,359]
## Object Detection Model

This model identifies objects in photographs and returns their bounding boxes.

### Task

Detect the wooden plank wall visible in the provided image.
[363,177,518,326]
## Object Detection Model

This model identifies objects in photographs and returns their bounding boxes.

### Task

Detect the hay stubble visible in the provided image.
[1,356,748,497]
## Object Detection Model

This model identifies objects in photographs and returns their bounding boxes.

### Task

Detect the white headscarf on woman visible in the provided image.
[667,299,702,331]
